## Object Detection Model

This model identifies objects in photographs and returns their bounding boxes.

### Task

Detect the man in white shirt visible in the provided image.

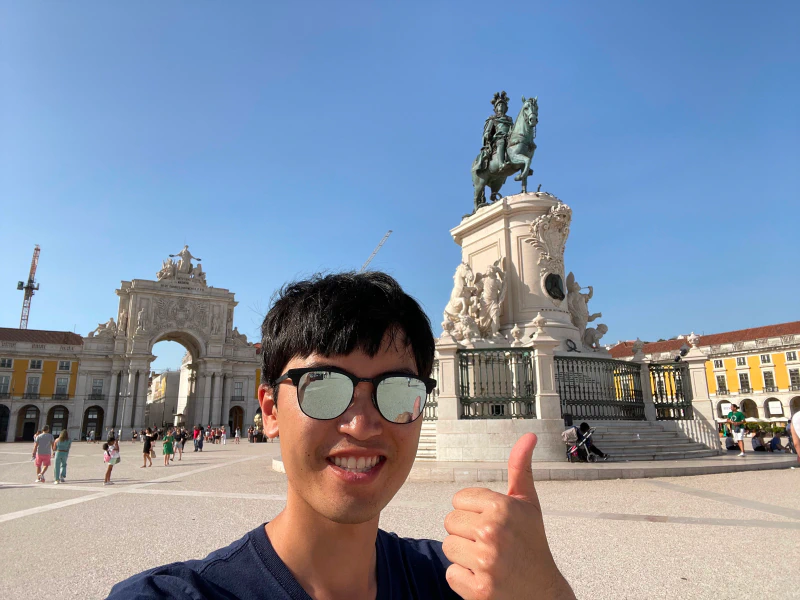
[791,411,800,466]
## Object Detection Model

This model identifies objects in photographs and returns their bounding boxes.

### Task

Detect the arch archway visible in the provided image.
[790,397,800,416]
[16,405,40,441]
[149,332,204,429]
[229,405,244,436]
[763,397,784,418]
[739,398,758,419]
[0,404,9,442]
[82,406,104,441]
[47,405,69,435]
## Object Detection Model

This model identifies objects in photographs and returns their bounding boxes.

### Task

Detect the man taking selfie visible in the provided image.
[109,271,574,599]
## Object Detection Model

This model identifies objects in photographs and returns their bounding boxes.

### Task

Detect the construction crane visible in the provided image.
[17,245,41,329]
[360,230,392,272]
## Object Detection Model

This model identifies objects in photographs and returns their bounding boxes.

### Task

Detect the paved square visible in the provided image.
[1,441,798,599]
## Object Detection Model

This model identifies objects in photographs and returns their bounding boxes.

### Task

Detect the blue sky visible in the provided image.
[1,1,798,370]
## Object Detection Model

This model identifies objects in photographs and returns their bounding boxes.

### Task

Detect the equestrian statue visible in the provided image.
[471,91,539,212]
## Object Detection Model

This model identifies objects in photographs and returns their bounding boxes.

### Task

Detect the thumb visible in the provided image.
[506,433,538,501]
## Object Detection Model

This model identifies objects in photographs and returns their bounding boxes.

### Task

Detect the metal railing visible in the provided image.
[231,395,246,402]
[763,386,779,393]
[53,392,70,400]
[650,362,692,420]
[791,384,800,392]
[555,356,644,421]
[0,391,9,399]
[23,392,40,400]
[739,386,752,394]
[458,349,536,419]
[88,393,106,402]
[716,388,729,396]
[424,359,439,421]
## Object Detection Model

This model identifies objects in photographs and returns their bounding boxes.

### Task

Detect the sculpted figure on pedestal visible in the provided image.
[192,262,207,284]
[566,272,602,342]
[169,245,202,275]
[231,326,250,346]
[474,258,507,338]
[471,92,539,211]
[89,317,117,338]
[136,308,147,333]
[583,324,608,351]
[118,309,128,335]
[441,259,508,342]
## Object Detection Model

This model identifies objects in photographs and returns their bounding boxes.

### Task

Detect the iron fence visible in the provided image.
[457,349,536,419]
[649,362,692,420]
[555,356,644,421]
[423,359,439,421]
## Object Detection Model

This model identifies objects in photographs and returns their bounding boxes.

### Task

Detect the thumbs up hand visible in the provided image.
[442,434,575,600]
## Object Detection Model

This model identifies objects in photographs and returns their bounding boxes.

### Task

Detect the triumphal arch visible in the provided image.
[78,246,260,435]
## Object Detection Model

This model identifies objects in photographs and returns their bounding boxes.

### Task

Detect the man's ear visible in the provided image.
[258,383,279,439]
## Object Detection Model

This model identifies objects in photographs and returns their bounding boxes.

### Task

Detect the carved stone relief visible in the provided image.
[523,201,572,306]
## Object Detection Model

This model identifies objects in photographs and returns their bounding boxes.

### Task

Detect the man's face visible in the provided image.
[495,102,507,116]
[259,334,423,525]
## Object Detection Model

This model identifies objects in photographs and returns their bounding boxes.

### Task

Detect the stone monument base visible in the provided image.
[436,418,566,462]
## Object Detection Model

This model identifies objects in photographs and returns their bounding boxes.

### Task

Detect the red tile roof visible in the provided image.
[609,321,800,359]
[0,328,84,346]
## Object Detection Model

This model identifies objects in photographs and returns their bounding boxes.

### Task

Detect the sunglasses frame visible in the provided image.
[274,366,436,423]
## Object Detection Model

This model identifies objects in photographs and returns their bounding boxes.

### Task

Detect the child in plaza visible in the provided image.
[53,429,72,484]
[103,439,120,485]
[109,271,574,599]
[234,427,240,444]
[141,428,154,468]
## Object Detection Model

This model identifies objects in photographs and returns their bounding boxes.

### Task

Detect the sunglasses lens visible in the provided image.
[377,376,427,423]
[297,371,353,419]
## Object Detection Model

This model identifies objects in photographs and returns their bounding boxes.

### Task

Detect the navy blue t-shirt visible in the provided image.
[108,524,461,599]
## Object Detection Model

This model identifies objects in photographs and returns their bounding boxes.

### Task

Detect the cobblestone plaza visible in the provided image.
[1,441,798,599]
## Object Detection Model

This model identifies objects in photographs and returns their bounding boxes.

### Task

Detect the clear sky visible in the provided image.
[1,1,798,370]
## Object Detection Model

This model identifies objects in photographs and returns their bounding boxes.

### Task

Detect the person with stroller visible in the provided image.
[575,422,609,461]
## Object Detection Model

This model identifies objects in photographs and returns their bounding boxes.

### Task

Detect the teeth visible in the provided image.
[331,456,381,473]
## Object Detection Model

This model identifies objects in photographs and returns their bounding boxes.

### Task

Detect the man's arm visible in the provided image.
[792,427,800,463]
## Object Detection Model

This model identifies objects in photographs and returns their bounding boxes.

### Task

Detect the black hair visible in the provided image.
[579,422,590,433]
[260,271,435,386]
[102,442,109,451]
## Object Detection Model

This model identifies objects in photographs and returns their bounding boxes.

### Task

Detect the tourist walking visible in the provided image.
[53,429,72,484]
[727,403,746,457]
[234,428,240,444]
[197,424,204,452]
[103,439,120,485]
[162,429,174,466]
[221,426,227,445]
[88,429,95,443]
[174,430,183,461]
[141,428,154,468]
[32,425,54,483]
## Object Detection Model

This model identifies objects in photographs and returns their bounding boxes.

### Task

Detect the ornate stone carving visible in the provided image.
[566,272,602,344]
[733,341,745,351]
[632,338,645,356]
[755,338,768,347]
[230,326,251,347]
[136,308,147,334]
[687,332,700,348]
[509,324,523,347]
[442,258,507,341]
[118,309,128,336]
[149,297,210,335]
[781,334,795,345]
[583,324,608,351]
[524,201,572,278]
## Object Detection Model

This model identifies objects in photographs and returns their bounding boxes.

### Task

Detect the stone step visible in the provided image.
[609,449,719,461]
[596,443,708,453]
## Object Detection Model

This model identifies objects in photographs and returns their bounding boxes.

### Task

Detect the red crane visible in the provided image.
[17,245,41,329]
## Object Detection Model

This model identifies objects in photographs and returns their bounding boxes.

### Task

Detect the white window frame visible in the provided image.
[91,379,104,395]
[760,354,771,364]
[736,357,747,367]
[738,372,751,392]
[233,381,244,398]
[713,359,724,369]
[26,375,40,393]
[58,360,71,371]
[786,351,798,362]
[715,374,728,394]
[0,375,10,394]
[29,359,43,370]
[762,370,776,390]
[55,377,69,395]
[789,368,800,388]
[0,358,12,369]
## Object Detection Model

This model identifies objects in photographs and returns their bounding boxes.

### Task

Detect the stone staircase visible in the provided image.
[585,421,719,461]
[416,421,437,461]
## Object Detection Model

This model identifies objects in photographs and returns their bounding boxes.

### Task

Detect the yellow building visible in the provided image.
[0,328,83,441]
[610,321,800,420]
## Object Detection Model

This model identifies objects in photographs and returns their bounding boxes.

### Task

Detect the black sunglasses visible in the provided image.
[274,366,436,423]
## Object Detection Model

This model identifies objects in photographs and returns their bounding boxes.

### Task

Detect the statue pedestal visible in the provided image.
[450,191,581,350]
